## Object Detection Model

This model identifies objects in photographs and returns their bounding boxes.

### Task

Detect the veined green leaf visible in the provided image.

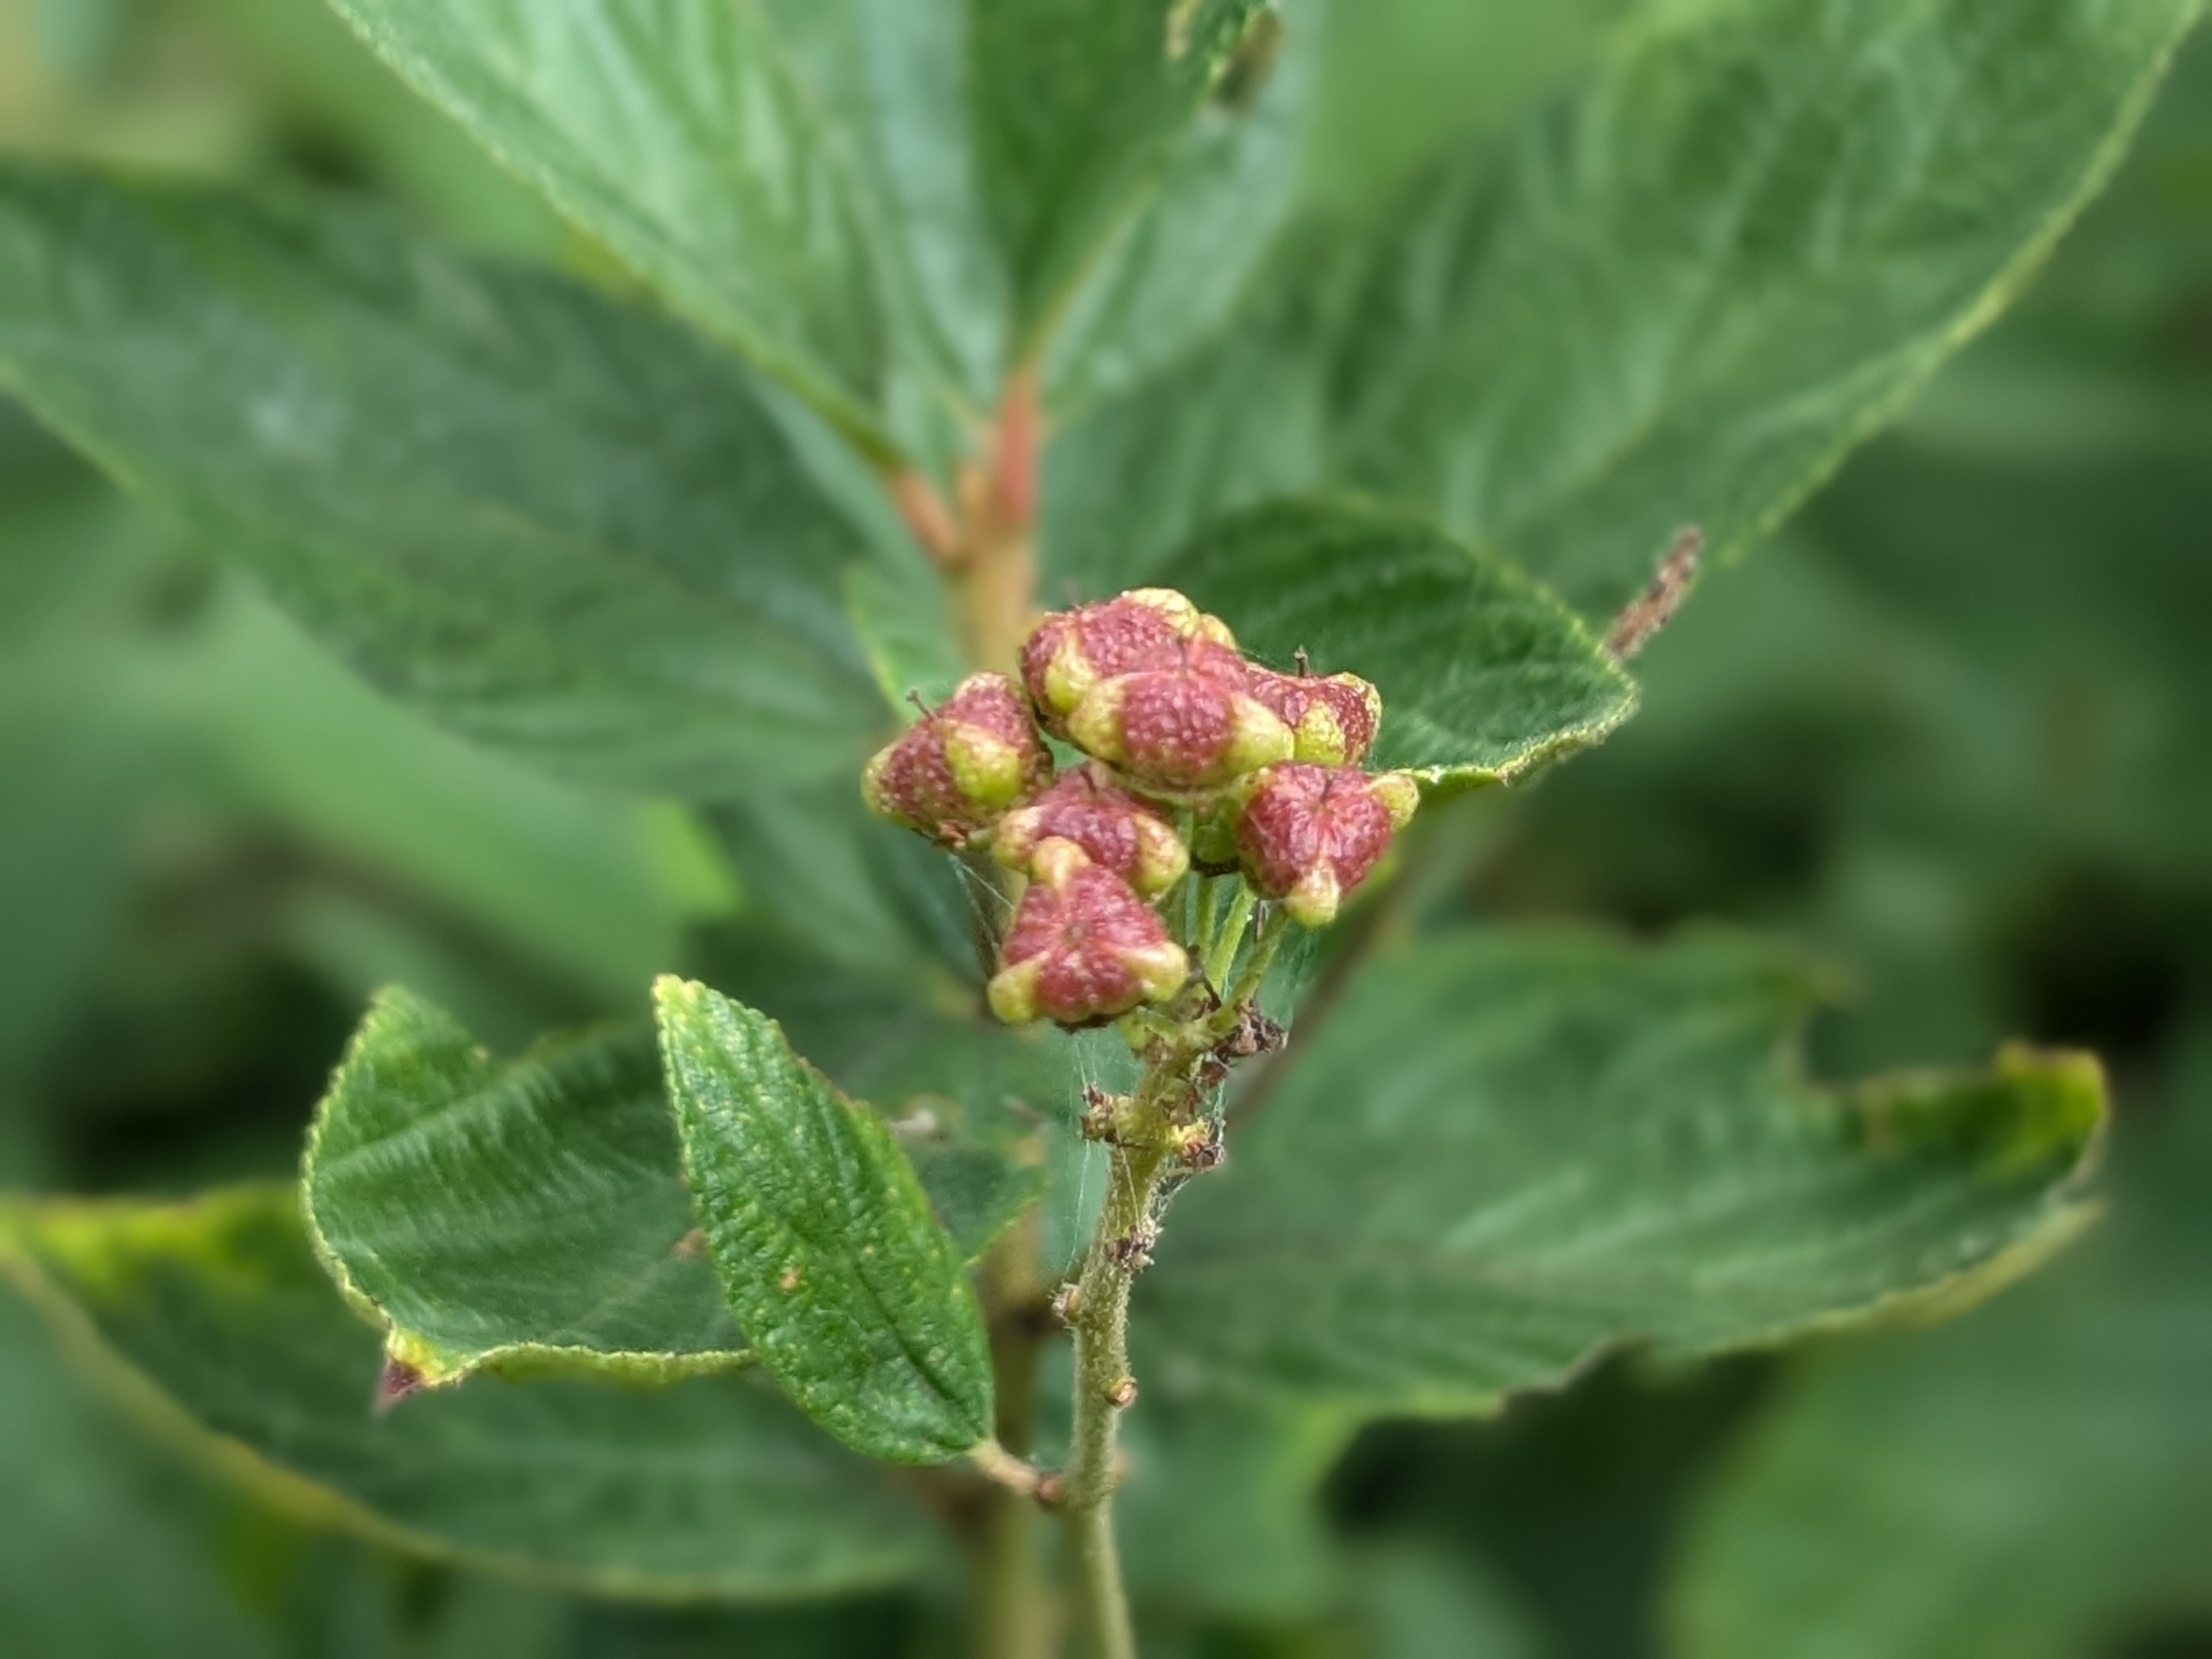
[1329,0,2206,620]
[324,0,893,454]
[1050,0,2202,620]
[0,1188,932,1600]
[0,166,884,797]
[1669,1052,2212,1659]
[657,978,995,1465]
[969,0,1279,356]
[303,991,746,1391]
[1172,499,1637,792]
[0,1294,277,1658]
[1139,928,2106,1413]
[304,986,1040,1393]
[1039,0,1319,415]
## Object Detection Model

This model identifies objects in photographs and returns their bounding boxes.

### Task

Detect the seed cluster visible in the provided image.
[862,588,1420,1028]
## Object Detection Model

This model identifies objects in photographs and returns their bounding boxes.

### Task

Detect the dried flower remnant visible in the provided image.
[861,672,1051,844]
[987,839,1190,1028]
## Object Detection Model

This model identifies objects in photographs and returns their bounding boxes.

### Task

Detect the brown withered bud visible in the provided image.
[988,839,1189,1027]
[1234,763,1421,927]
[1020,588,1236,730]
[1067,638,1293,792]
[861,672,1051,844]
[993,762,1190,896]
[1244,666,1382,766]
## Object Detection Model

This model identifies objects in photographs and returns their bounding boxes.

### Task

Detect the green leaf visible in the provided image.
[303,990,746,1391]
[0,166,884,796]
[1172,500,1638,791]
[1039,0,1319,416]
[1138,928,2106,1413]
[324,0,893,454]
[1332,0,2208,620]
[1051,0,2202,620]
[1669,1051,2212,1659]
[656,977,996,1464]
[0,1294,277,1658]
[0,1187,932,1599]
[304,985,1041,1393]
[1118,1398,1354,1621]
[969,0,1279,354]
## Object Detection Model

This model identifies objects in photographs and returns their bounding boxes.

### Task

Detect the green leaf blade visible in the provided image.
[0,1188,932,1601]
[656,977,995,1465]
[1170,500,1638,791]
[1140,928,2106,1414]
[970,0,1277,351]
[1334,0,2208,619]
[326,0,893,452]
[302,988,748,1390]
[0,165,884,796]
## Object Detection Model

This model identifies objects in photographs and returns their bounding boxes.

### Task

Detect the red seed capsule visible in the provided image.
[1066,639,1290,792]
[1244,668,1382,766]
[1234,764,1421,927]
[992,763,1190,896]
[987,839,1189,1027]
[1020,588,1237,729]
[861,672,1052,844]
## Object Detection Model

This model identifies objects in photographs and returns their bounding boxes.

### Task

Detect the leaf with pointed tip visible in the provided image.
[657,978,995,1464]
[303,990,747,1391]
[303,987,1039,1394]
[1139,929,2106,1414]
[0,1188,932,1600]
[1669,1066,2212,1659]
[1172,500,1637,792]
[1049,0,2202,620]
[0,166,882,796]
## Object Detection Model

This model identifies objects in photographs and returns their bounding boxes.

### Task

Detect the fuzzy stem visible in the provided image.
[1061,1140,1166,1659]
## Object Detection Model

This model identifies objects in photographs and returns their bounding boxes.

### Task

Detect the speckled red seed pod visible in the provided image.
[992,762,1190,896]
[987,839,1190,1027]
[1245,667,1383,766]
[861,672,1052,844]
[1066,639,1291,792]
[1019,588,1238,729]
[1234,764,1421,927]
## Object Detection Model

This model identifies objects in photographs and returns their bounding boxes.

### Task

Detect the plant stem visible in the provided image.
[1061,1140,1166,1659]
[973,1222,1052,1659]
[1204,884,1257,991]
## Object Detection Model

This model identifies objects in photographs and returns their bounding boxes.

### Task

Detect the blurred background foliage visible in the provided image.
[1,0,2207,1654]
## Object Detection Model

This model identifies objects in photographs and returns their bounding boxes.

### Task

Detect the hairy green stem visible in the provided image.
[1062,1139,1167,1659]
